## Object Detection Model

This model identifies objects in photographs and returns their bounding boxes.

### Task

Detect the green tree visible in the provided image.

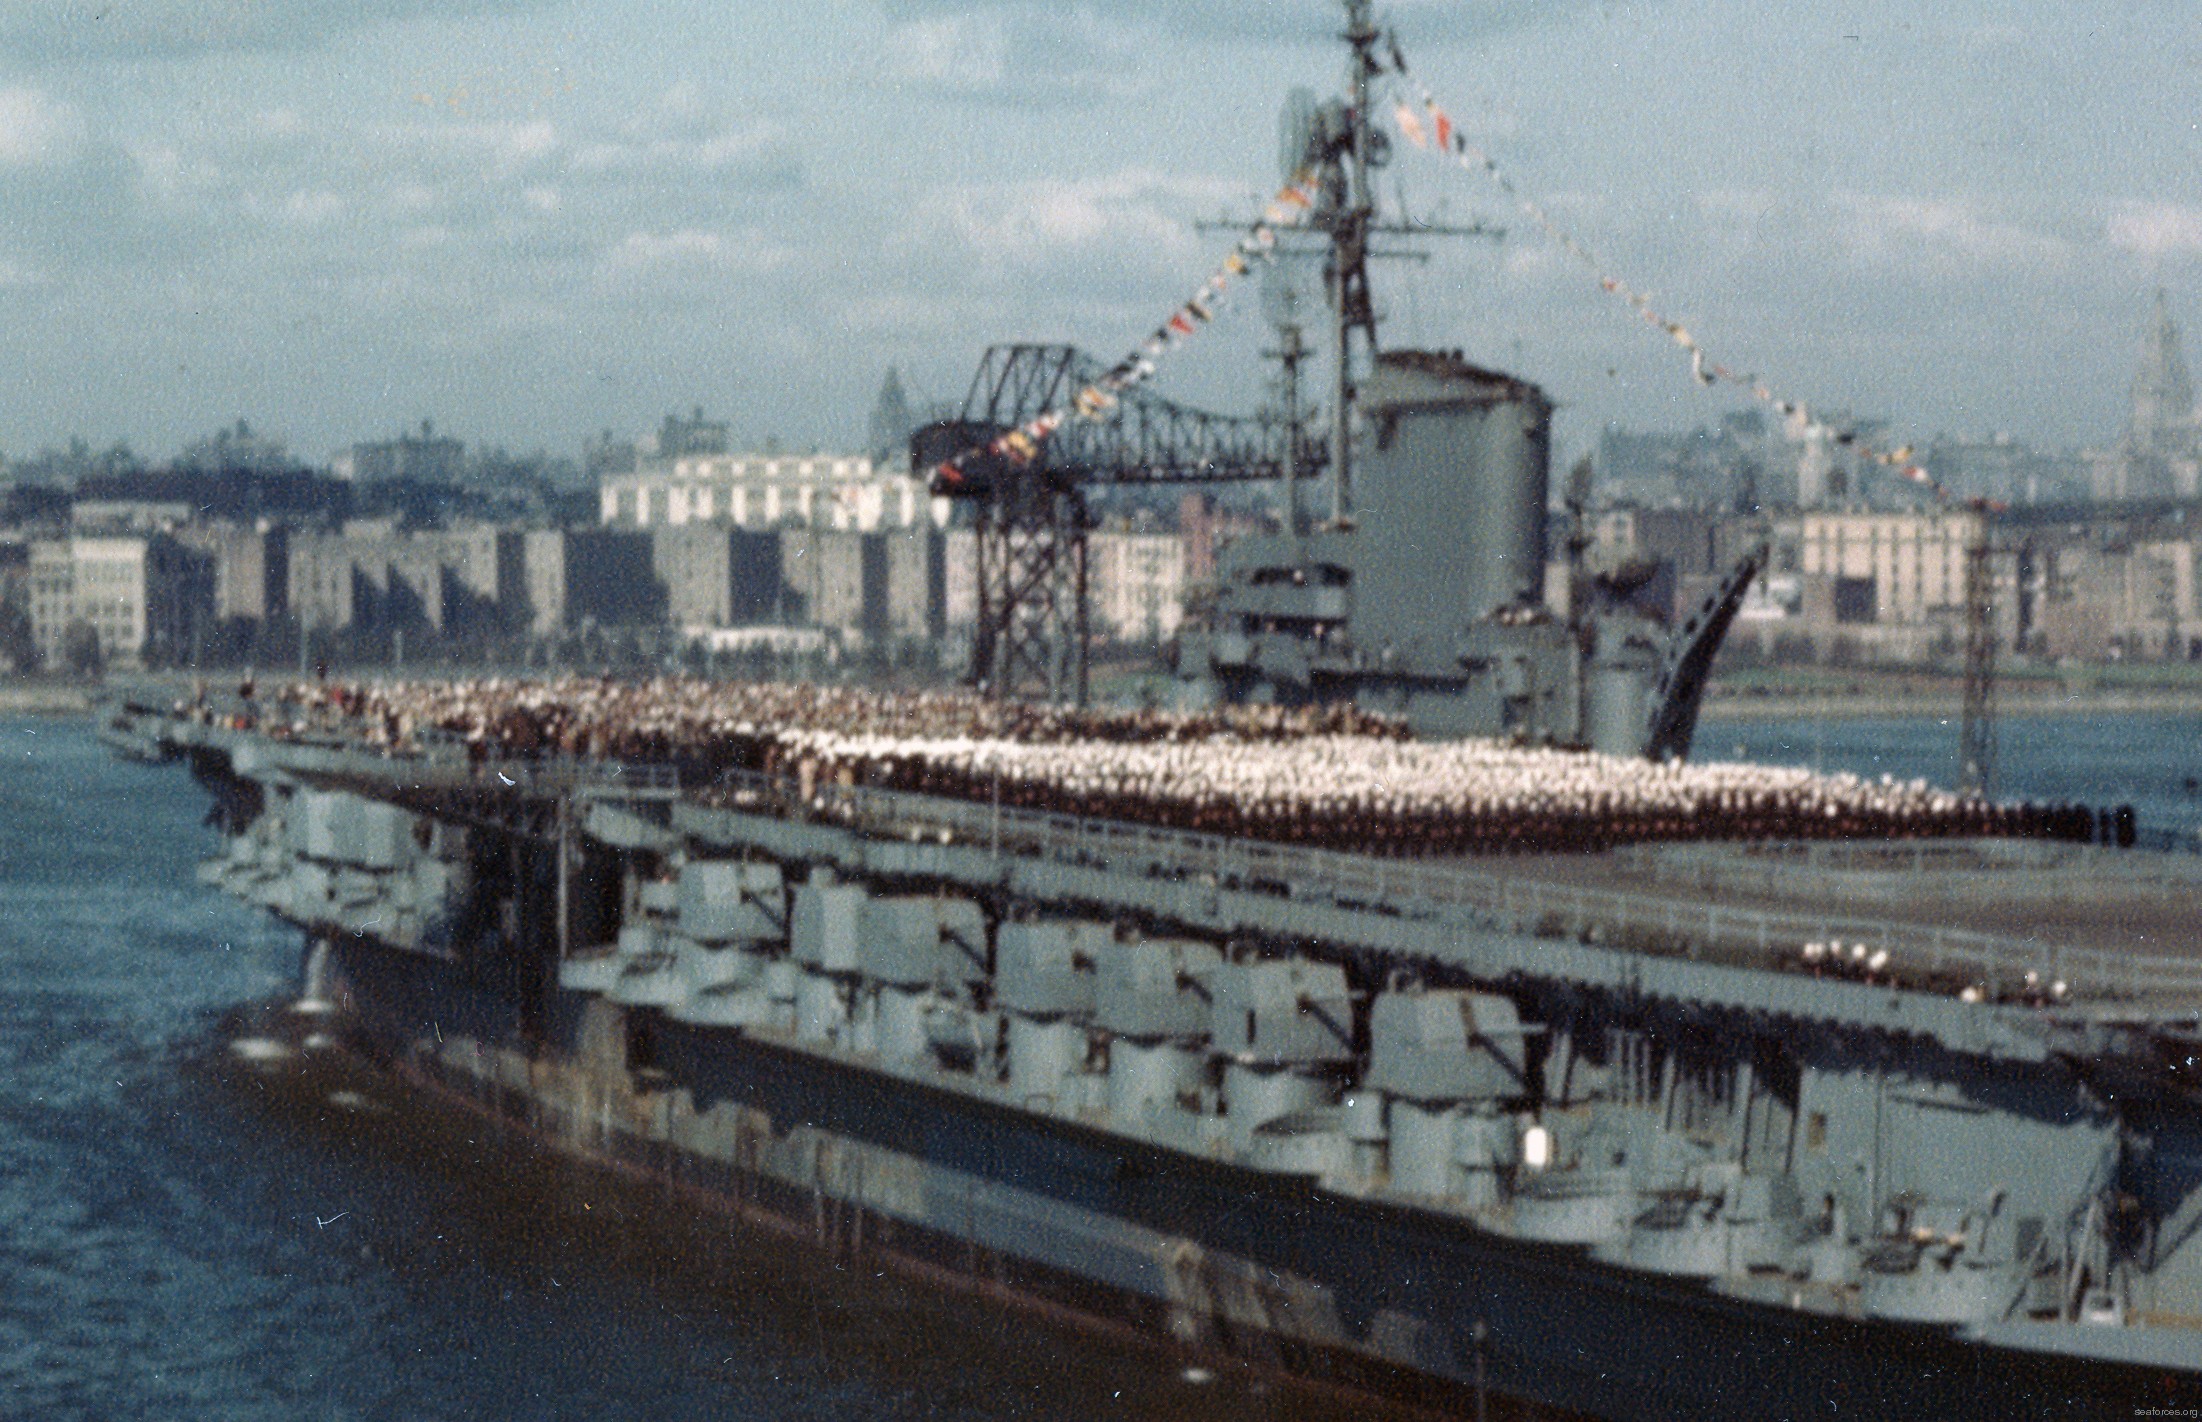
[59,619,103,680]
[0,596,36,673]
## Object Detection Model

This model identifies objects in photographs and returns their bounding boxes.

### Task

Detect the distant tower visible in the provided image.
[2131,290,2196,453]
[868,368,914,468]
[2122,290,2202,499]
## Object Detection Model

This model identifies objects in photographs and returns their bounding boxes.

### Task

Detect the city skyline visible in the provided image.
[0,0,2196,466]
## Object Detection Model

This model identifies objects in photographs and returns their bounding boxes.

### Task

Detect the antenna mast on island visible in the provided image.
[1219,3,1500,528]
[1326,0,1383,526]
[1299,0,1500,523]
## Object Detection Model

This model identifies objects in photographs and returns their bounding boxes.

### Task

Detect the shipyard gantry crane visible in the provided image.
[1960,526,1999,796]
[912,344,1323,704]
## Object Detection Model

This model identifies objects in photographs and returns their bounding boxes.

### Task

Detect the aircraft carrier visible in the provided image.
[95,4,2202,1415]
[96,685,2202,1419]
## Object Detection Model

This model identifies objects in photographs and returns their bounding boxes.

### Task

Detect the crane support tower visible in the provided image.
[1961,530,1999,796]
[913,345,1316,704]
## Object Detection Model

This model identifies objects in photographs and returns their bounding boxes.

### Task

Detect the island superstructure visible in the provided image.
[908,0,1761,751]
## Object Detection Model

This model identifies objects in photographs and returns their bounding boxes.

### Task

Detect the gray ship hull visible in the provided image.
[321,929,2201,1421]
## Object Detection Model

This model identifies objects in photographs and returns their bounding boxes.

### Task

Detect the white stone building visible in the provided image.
[1089,530,1187,645]
[599,453,946,535]
[29,534,213,668]
[1795,508,1982,628]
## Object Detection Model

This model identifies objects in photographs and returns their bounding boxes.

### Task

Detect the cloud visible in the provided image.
[1830,192,2073,270]
[872,0,1614,110]
[841,166,1272,373]
[880,9,1150,108]
[899,169,1236,274]
[2106,203,2202,258]
[381,115,564,182]
[0,0,561,66]
[0,87,82,164]
[0,125,150,265]
[279,189,347,226]
[0,84,622,352]
[600,227,790,277]
[0,68,821,363]
[876,0,1607,48]
[568,120,802,189]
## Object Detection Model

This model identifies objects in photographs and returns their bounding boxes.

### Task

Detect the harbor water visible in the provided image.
[2,708,2196,1418]
[0,715,1373,1422]
[1717,711,2202,847]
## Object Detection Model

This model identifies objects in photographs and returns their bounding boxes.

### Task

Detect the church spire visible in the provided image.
[867,366,914,467]
[2129,288,2197,457]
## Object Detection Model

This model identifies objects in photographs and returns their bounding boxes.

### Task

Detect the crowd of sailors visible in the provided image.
[1793,939,2074,1007]
[195,675,2098,855]
[239,675,1395,761]
[770,728,2092,854]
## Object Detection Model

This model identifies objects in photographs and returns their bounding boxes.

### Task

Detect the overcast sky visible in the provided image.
[0,0,2196,466]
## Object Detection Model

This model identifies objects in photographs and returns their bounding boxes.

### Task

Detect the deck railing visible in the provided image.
[706,769,2202,1007]
[126,709,2202,1007]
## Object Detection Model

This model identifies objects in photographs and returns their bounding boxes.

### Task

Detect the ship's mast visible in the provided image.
[1265,315,1311,536]
[1327,0,1383,525]
[1228,2,1496,530]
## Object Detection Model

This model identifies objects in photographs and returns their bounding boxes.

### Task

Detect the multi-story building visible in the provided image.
[343,420,466,485]
[1590,508,1723,579]
[2033,537,2200,661]
[1917,433,2093,507]
[286,525,526,641]
[866,369,915,467]
[1177,493,1271,586]
[426,524,525,634]
[1594,411,1782,511]
[755,526,944,649]
[27,534,213,668]
[778,528,879,637]
[70,500,194,532]
[599,453,940,535]
[2116,290,2202,503]
[1796,508,1981,629]
[177,419,292,474]
[654,407,731,460]
[286,531,369,634]
[384,540,452,632]
[27,540,72,666]
[0,539,27,671]
[880,523,944,641]
[174,522,288,625]
[1089,530,1186,644]
[943,528,979,632]
[521,529,661,636]
[651,527,782,630]
[598,450,950,646]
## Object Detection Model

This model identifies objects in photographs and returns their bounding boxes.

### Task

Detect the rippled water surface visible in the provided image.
[1716,710,2202,844]
[2,710,2195,1419]
[0,716,1390,1422]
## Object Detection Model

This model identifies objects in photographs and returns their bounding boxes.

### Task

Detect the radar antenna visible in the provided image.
[1327,0,1383,523]
[1268,1,1501,524]
[1260,252,1320,536]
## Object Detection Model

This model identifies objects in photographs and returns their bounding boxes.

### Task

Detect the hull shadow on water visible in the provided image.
[196,1001,1458,1422]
